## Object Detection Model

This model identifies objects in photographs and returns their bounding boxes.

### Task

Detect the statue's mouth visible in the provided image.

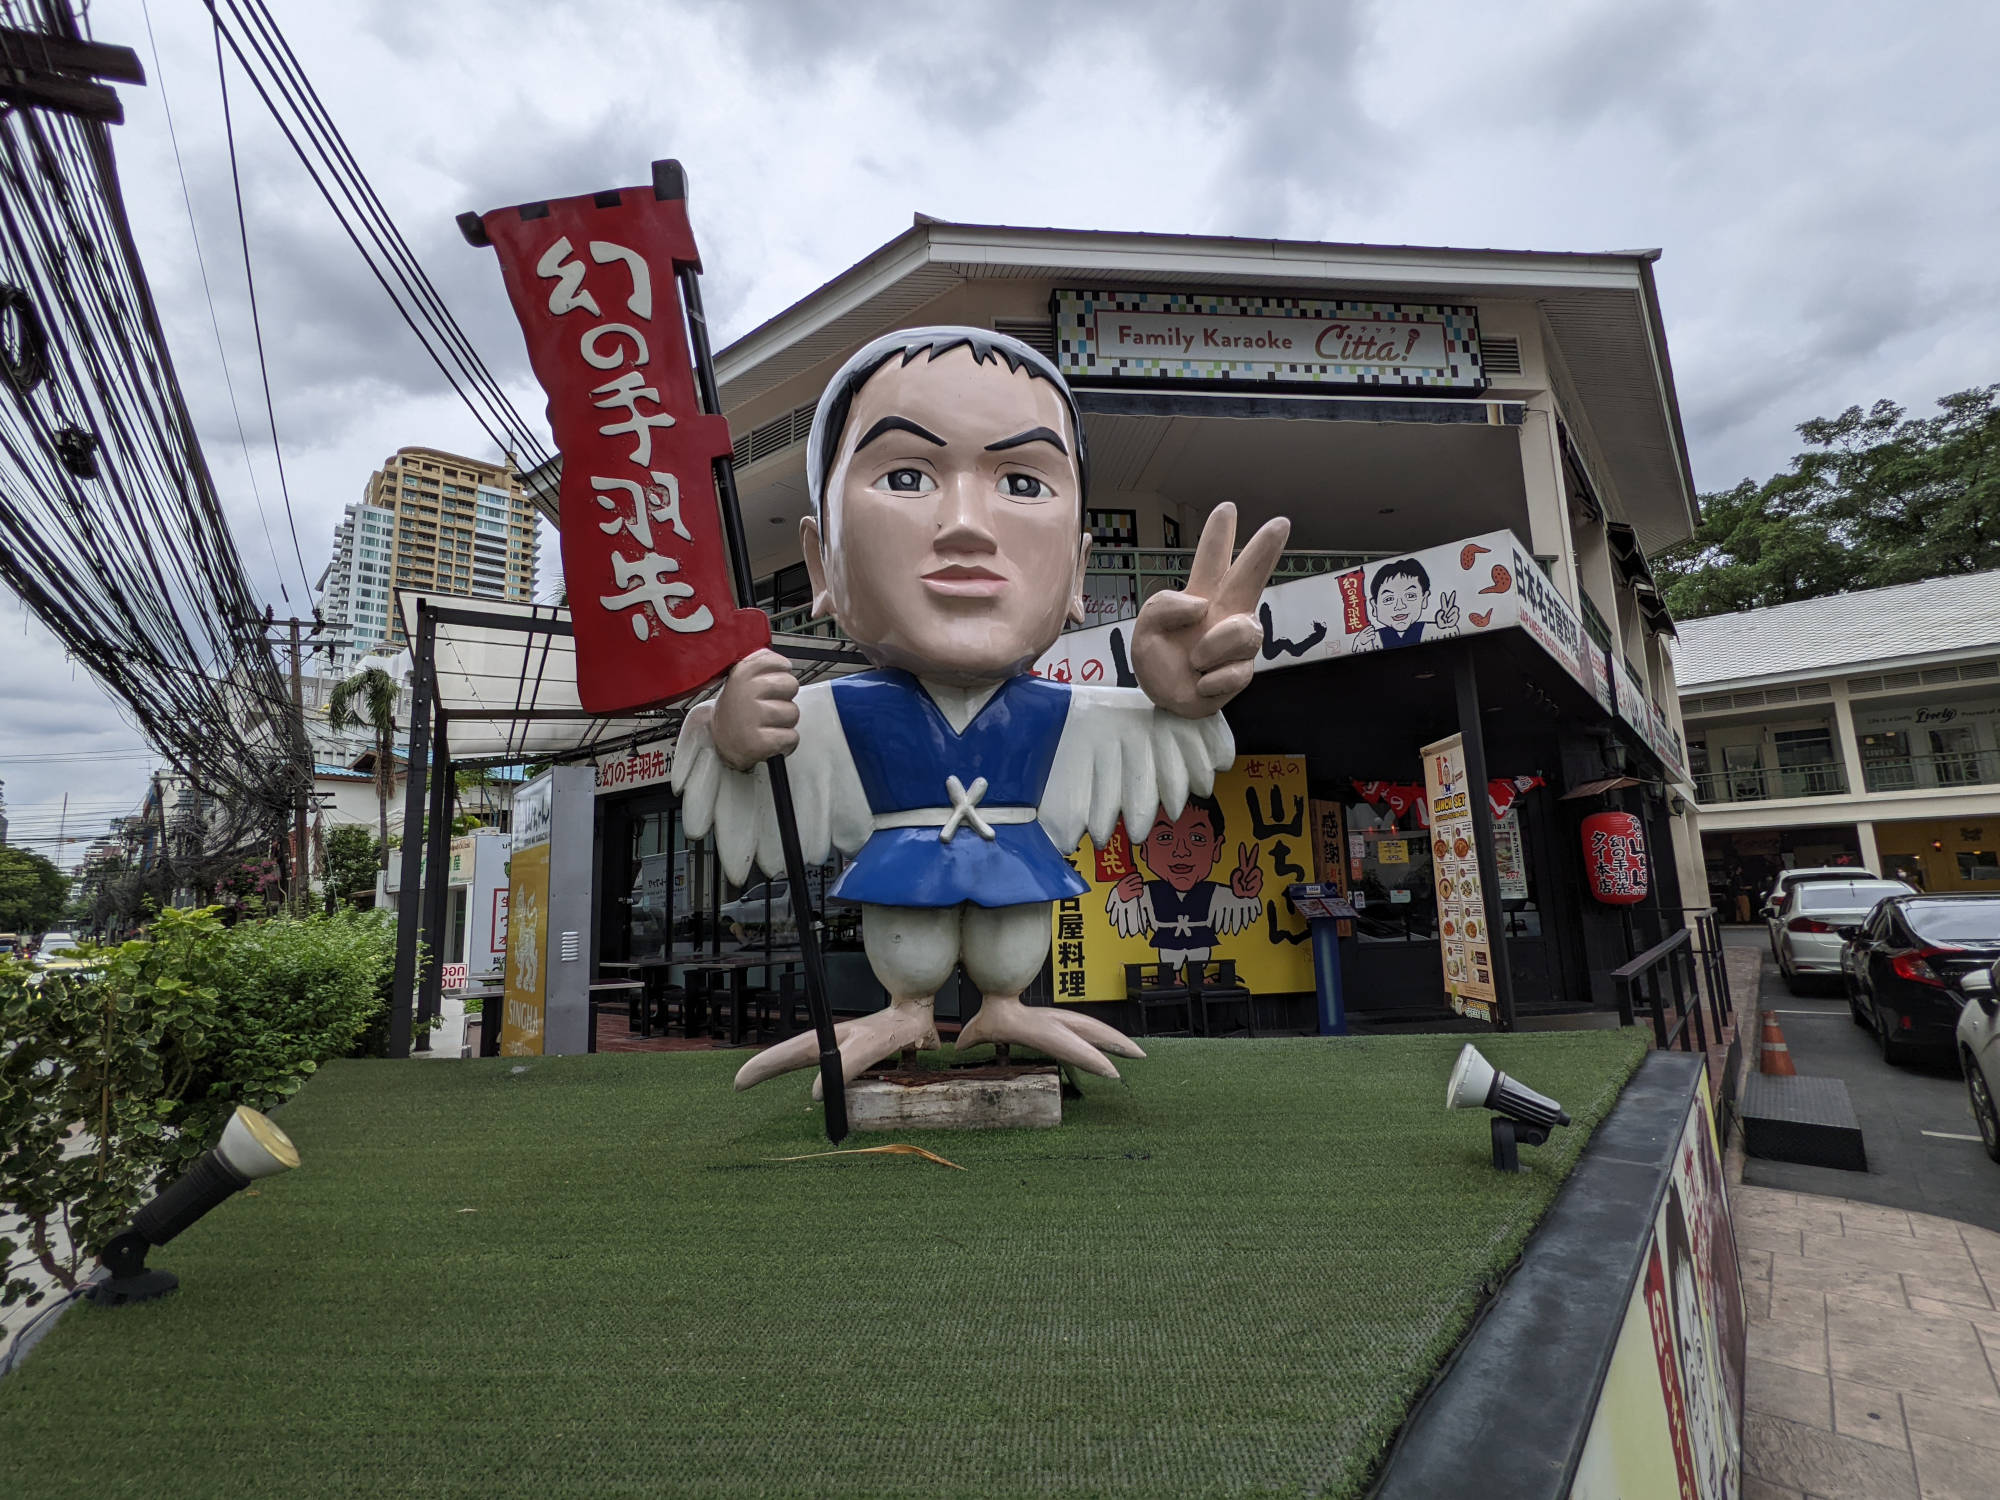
[921,564,1007,598]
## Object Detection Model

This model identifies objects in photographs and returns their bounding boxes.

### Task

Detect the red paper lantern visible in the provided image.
[1582,811,1649,905]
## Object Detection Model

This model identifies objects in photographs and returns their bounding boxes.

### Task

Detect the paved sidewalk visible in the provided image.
[1736,1183,2000,1499]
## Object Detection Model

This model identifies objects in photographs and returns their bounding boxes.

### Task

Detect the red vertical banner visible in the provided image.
[1092,821,1135,884]
[1336,567,1368,634]
[469,175,770,713]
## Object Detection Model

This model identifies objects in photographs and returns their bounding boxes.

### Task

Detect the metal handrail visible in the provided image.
[1692,761,1848,805]
[1609,907,1735,1057]
[1610,928,1704,1053]
[1861,748,2000,793]
[764,546,1390,640]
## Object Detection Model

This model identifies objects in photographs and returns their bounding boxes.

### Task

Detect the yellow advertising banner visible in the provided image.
[1422,733,1496,1022]
[1053,754,1314,1002]
[498,840,551,1056]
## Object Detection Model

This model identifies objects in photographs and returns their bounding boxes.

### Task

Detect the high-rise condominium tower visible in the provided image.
[315,447,539,677]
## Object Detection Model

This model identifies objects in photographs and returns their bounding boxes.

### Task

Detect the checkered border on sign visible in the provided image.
[1052,289,1486,389]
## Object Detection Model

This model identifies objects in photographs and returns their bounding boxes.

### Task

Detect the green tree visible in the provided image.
[322,824,379,908]
[1654,384,2000,619]
[0,845,69,933]
[326,666,400,870]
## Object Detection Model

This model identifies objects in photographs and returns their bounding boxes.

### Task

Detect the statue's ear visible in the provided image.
[1067,530,1092,625]
[800,514,835,619]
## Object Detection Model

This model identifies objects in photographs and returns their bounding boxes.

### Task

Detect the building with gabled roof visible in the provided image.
[1675,568,2000,915]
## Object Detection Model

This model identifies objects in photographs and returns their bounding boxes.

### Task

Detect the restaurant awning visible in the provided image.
[395,591,862,765]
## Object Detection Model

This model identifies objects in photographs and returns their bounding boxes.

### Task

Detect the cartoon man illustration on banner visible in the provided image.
[671,326,1288,1092]
[1106,795,1263,970]
[1351,556,1460,651]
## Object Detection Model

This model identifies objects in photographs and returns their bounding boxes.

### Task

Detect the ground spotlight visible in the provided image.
[1445,1044,1571,1173]
[86,1106,300,1307]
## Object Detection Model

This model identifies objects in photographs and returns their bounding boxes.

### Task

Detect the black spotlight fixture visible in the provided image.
[86,1106,300,1306]
[1445,1044,1571,1173]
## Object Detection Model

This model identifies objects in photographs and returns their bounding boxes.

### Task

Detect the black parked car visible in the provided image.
[1841,894,2000,1065]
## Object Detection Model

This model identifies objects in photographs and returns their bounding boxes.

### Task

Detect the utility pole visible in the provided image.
[288,616,309,914]
[262,615,350,916]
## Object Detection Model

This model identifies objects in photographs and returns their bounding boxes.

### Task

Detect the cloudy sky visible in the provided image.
[5,0,1998,864]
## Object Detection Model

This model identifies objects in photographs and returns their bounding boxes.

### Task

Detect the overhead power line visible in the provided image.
[0,0,304,846]
[203,0,553,474]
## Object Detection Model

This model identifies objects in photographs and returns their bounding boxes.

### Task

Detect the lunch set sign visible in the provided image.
[1055,290,1485,390]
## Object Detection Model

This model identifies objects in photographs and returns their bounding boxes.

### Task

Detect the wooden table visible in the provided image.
[682,952,806,1045]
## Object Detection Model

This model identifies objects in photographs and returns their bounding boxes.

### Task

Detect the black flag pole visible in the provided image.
[660,160,849,1142]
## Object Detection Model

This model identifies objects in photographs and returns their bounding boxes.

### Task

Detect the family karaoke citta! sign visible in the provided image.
[1055,290,1486,390]
[464,172,772,713]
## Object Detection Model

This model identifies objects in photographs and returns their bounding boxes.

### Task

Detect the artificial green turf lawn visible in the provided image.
[0,1030,1646,1499]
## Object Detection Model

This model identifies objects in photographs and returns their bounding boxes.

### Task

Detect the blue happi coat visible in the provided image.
[828,668,1091,909]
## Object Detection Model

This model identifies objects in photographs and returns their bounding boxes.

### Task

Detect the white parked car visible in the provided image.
[1774,878,1914,993]
[1764,866,1877,957]
[1957,959,2000,1163]
[719,880,794,938]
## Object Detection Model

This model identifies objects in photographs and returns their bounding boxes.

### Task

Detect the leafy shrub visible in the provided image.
[192,909,397,1112]
[0,907,399,1333]
[1,907,225,1329]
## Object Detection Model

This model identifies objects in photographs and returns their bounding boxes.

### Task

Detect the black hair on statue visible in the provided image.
[1370,557,1430,599]
[807,326,1089,521]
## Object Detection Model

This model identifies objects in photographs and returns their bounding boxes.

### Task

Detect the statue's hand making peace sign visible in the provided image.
[1131,503,1291,719]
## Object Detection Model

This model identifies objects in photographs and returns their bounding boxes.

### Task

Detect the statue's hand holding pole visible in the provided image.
[1131,502,1290,717]
[704,648,800,771]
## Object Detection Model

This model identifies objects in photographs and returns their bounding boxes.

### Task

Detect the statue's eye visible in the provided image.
[881,468,935,493]
[1000,473,1049,499]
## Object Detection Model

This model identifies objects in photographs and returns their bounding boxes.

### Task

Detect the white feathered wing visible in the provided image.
[668,681,872,887]
[1038,685,1235,856]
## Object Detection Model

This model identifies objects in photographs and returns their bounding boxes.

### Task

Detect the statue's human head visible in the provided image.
[802,327,1091,685]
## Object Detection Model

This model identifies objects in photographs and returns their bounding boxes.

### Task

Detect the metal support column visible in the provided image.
[1456,653,1518,1032]
[416,713,452,1053]
[388,604,437,1060]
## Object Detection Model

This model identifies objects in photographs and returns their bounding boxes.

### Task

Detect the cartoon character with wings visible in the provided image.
[1105,794,1264,969]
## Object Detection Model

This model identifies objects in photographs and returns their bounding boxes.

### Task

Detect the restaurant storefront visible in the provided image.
[394,222,1703,1045]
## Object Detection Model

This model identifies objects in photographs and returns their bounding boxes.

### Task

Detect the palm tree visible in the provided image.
[327,666,400,870]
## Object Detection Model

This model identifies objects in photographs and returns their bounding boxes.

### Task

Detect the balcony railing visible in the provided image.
[767,547,1384,640]
[1693,762,1849,805]
[1861,749,2000,794]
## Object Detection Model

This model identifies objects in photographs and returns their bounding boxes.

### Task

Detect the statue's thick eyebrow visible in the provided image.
[984,426,1068,456]
[855,415,946,450]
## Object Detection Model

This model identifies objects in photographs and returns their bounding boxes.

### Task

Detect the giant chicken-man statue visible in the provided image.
[671,327,1289,1093]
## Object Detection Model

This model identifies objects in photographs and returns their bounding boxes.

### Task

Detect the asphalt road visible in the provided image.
[1725,926,2000,1234]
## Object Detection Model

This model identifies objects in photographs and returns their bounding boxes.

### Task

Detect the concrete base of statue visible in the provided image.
[849,1064,1062,1131]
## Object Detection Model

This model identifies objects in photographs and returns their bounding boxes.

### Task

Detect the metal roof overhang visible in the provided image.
[394,592,863,765]
[712,220,1699,553]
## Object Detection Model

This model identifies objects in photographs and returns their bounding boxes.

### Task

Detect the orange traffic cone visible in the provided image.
[1759,1012,1796,1077]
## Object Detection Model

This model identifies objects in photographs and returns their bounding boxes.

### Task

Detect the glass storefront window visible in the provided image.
[1343,793,1539,944]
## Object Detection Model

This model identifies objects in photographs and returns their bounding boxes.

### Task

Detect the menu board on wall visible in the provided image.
[1422,733,1496,1022]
